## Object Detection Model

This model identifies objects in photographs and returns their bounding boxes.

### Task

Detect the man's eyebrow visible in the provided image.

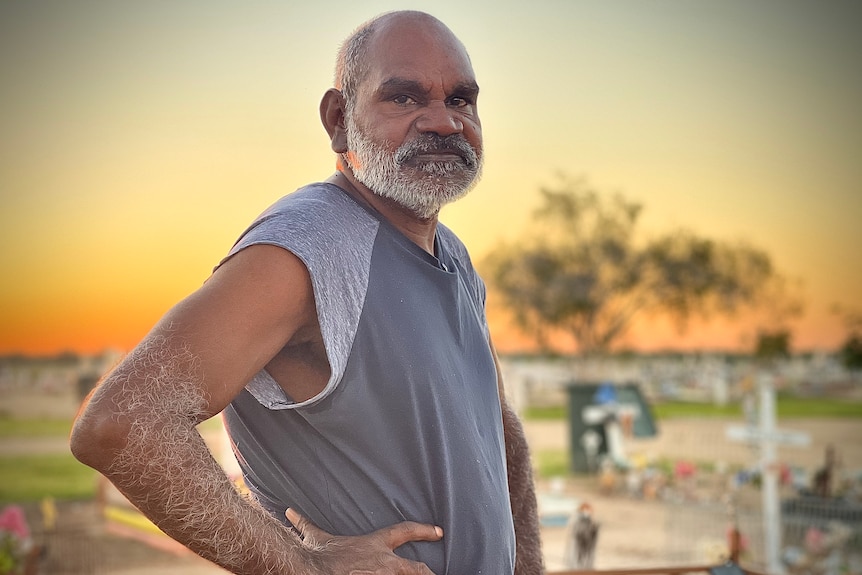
[450,81,480,98]
[376,77,427,96]
[375,77,480,98]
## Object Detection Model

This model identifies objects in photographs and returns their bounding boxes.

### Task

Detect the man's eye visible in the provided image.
[392,95,415,105]
[448,97,470,108]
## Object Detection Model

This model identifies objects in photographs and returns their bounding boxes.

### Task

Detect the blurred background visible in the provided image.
[2,0,861,355]
[1,1,861,573]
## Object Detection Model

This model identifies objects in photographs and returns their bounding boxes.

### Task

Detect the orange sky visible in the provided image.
[1,1,861,356]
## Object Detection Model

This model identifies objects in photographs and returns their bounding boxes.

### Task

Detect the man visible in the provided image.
[71,10,543,575]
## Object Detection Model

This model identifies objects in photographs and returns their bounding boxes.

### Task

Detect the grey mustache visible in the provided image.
[395,134,479,169]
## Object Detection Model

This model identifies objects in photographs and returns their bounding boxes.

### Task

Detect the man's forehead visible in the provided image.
[361,14,475,84]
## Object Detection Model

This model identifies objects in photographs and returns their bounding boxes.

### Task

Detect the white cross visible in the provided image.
[725,373,811,574]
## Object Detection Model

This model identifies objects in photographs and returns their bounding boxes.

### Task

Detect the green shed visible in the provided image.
[566,382,658,474]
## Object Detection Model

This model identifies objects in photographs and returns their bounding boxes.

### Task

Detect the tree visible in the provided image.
[483,176,801,355]
[832,305,862,370]
[755,330,792,360]
[840,335,862,370]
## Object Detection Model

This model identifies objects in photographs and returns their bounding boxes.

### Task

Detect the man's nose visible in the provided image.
[414,101,464,136]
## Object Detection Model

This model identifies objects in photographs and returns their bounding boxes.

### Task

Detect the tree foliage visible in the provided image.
[755,330,792,360]
[833,305,862,369]
[483,176,801,354]
[840,334,862,370]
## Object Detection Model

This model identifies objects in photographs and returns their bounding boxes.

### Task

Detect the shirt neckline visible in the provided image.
[323,182,453,273]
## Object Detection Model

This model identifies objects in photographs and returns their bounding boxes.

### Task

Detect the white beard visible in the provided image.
[344,114,483,219]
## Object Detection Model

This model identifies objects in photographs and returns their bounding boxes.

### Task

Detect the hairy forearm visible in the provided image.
[111,422,299,573]
[502,401,544,575]
[72,338,306,574]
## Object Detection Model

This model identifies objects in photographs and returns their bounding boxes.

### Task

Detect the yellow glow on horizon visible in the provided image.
[2,1,860,355]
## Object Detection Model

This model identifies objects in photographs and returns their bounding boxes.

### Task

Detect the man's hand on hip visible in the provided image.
[286,508,442,575]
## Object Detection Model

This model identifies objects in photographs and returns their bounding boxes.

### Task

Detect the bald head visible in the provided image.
[335,11,471,112]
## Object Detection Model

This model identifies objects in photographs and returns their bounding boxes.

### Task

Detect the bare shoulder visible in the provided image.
[200,242,315,319]
[166,244,317,409]
[117,244,317,416]
[70,243,318,469]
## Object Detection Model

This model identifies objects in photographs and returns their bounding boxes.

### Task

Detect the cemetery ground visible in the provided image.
[1,384,861,573]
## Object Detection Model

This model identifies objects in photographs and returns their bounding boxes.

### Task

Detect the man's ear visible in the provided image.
[320,88,348,154]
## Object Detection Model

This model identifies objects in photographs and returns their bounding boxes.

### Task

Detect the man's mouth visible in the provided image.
[395,134,478,170]
[407,151,468,164]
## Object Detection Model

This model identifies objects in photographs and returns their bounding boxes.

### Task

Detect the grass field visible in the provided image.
[0,454,97,503]
[0,417,72,438]
[2,397,859,501]
[0,414,224,503]
[524,395,862,421]
[535,449,570,477]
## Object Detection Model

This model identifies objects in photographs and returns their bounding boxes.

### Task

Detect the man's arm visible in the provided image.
[71,245,441,574]
[491,342,545,575]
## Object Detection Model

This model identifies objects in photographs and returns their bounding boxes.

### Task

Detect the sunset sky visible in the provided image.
[1,1,861,355]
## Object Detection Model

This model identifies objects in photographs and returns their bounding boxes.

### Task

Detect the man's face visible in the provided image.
[343,18,483,219]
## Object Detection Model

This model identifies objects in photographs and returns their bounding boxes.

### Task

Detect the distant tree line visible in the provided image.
[483,175,804,356]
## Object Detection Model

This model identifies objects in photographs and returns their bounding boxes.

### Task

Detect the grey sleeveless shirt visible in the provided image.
[219,183,516,574]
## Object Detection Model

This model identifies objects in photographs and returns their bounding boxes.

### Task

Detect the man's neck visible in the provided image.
[327,169,438,255]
